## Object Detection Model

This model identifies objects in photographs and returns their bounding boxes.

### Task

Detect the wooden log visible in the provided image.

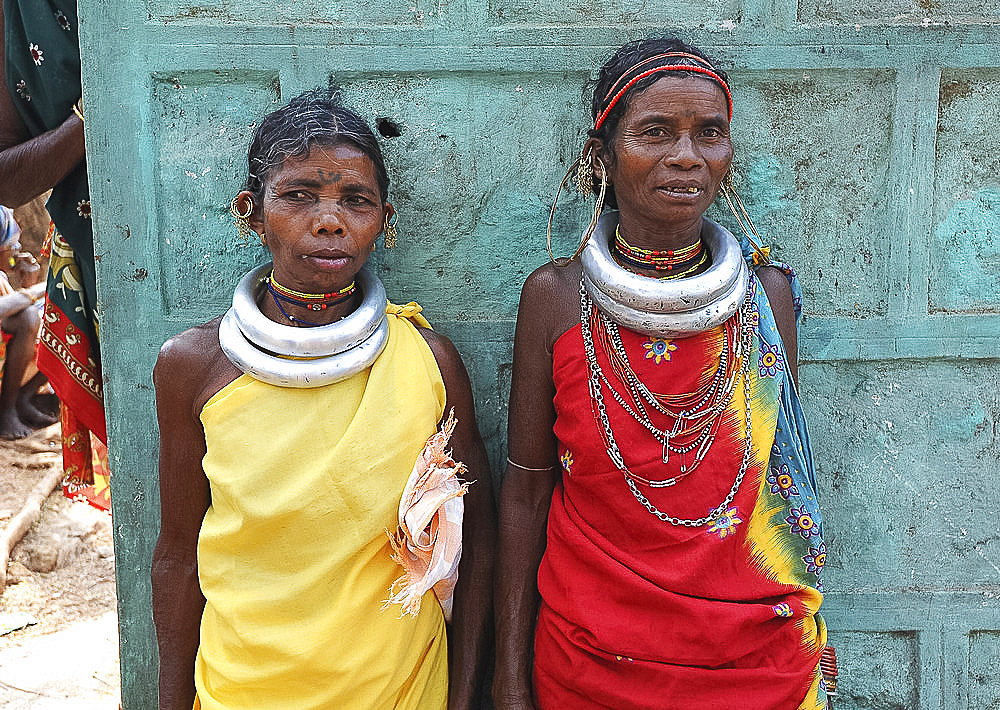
[0,467,64,593]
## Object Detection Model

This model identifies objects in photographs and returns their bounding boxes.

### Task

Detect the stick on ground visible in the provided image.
[0,467,64,592]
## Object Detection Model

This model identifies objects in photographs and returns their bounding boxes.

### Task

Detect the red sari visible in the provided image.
[533,278,826,709]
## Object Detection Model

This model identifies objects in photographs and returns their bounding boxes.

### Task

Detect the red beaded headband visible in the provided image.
[594,52,733,131]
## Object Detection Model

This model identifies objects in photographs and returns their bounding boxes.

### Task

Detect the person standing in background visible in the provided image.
[1,2,109,508]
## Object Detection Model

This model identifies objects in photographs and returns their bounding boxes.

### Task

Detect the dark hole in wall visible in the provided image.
[376,118,402,138]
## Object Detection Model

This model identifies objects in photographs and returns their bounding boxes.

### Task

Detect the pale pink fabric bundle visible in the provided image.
[385,409,469,622]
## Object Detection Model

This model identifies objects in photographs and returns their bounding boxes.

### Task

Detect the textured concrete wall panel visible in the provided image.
[798,0,1000,25]
[339,72,591,322]
[825,631,920,710]
[722,70,895,318]
[149,0,451,26]
[803,360,1000,592]
[931,70,1000,314]
[488,0,740,27]
[150,72,280,316]
[969,630,1000,709]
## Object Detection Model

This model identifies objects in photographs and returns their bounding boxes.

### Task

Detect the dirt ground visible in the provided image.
[0,423,121,708]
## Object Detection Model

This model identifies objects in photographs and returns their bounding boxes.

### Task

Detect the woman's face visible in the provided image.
[249,142,390,292]
[601,74,732,231]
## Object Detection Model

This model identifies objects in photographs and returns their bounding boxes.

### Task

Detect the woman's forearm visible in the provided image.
[0,114,84,207]
[448,531,495,710]
[493,468,554,708]
[152,550,204,710]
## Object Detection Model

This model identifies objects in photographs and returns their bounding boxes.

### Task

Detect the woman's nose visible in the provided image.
[312,201,345,235]
[666,134,703,169]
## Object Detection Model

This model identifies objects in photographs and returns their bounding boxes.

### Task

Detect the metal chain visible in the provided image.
[580,278,756,527]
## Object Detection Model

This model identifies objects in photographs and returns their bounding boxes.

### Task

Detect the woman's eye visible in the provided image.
[702,127,724,139]
[285,190,312,201]
[345,195,373,206]
[644,127,668,138]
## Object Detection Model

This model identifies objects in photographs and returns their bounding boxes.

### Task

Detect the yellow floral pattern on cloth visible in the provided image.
[642,336,677,364]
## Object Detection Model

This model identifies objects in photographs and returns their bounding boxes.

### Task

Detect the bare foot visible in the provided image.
[31,391,60,418]
[0,406,33,439]
[18,398,58,428]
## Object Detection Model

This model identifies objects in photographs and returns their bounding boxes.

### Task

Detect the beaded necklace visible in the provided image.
[266,271,356,327]
[613,226,708,279]
[580,277,756,527]
[593,305,745,475]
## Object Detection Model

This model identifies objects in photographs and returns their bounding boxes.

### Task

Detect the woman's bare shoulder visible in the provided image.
[156,318,223,371]
[519,260,582,349]
[154,317,242,415]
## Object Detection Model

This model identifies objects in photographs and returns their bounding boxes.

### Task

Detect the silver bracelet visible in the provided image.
[506,457,558,472]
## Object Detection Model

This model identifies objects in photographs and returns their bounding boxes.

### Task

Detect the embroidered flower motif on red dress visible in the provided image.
[560,450,574,474]
[772,602,793,618]
[707,507,743,539]
[15,80,31,101]
[642,337,678,365]
[55,10,72,31]
[29,43,44,66]
[76,200,92,219]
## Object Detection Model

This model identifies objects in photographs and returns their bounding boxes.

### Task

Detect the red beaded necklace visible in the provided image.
[612,226,708,279]
[266,270,356,311]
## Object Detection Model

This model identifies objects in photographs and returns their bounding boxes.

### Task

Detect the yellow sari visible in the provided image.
[194,305,448,710]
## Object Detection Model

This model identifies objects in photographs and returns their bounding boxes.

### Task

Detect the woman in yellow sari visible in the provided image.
[151,89,495,710]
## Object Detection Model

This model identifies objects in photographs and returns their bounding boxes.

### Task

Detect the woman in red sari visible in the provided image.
[495,37,835,709]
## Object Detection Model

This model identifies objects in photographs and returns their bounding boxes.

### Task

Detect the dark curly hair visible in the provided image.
[243,88,389,203]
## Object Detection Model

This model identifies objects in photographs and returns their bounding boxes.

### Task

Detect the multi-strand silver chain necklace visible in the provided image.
[580,278,756,527]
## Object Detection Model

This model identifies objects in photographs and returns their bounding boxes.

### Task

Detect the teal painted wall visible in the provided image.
[76,3,1000,708]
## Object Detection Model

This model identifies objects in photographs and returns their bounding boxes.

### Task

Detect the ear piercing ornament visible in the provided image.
[230,195,254,244]
[384,213,399,249]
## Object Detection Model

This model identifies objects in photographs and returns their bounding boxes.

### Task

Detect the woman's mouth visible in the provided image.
[302,251,352,270]
[658,185,703,196]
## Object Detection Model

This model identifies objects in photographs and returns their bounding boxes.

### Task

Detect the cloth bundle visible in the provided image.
[385,409,469,622]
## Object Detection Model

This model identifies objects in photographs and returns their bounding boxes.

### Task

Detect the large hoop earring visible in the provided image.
[547,149,608,266]
[383,213,398,249]
[720,171,770,266]
[230,195,254,244]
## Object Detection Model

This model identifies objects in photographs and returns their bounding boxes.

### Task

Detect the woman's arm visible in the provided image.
[756,265,799,386]
[151,332,213,710]
[493,269,563,710]
[0,5,86,207]
[421,329,497,710]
